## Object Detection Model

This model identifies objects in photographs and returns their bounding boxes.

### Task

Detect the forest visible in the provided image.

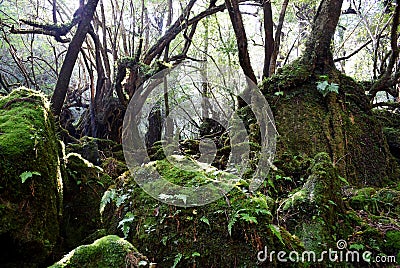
[0,0,400,267]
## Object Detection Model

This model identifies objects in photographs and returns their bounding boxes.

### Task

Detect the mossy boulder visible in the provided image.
[66,136,124,164]
[101,157,304,267]
[50,235,148,267]
[263,63,399,186]
[349,187,400,218]
[0,88,63,266]
[279,153,346,255]
[62,153,112,250]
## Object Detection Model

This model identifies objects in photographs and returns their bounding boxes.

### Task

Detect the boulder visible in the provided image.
[50,235,148,267]
[0,88,63,267]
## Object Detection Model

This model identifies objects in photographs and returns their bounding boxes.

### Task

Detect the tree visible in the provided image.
[301,0,344,73]
[51,0,100,116]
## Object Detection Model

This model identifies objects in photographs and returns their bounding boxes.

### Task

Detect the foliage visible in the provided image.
[316,76,339,97]
[20,171,41,183]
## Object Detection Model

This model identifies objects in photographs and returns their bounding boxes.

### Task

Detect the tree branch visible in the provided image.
[369,2,400,99]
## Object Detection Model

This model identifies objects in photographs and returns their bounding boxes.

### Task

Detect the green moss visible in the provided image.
[101,167,304,267]
[0,88,62,266]
[349,187,400,217]
[385,231,400,249]
[264,64,399,186]
[50,235,148,268]
[280,153,346,255]
[62,153,112,250]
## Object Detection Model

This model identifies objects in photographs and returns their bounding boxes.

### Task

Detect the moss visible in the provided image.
[50,235,148,268]
[264,63,399,187]
[385,231,400,250]
[279,153,346,256]
[61,153,112,250]
[0,88,62,266]
[66,136,124,163]
[101,166,304,267]
[101,157,127,179]
[349,187,400,218]
[383,127,400,160]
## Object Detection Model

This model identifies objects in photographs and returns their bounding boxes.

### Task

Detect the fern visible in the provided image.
[228,213,239,236]
[20,171,41,183]
[172,253,183,268]
[240,213,258,224]
[268,224,285,245]
[228,209,246,236]
[118,212,135,238]
[99,188,116,215]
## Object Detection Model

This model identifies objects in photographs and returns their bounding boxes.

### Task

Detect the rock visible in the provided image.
[61,153,112,250]
[100,156,304,267]
[279,152,345,253]
[263,63,399,186]
[0,88,63,267]
[50,235,148,267]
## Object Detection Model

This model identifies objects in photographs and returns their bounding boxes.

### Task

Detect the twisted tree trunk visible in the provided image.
[51,0,99,116]
[301,0,344,73]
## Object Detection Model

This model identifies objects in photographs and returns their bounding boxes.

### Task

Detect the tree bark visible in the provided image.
[51,0,99,116]
[225,0,257,84]
[301,0,344,73]
[269,0,289,75]
[263,0,274,79]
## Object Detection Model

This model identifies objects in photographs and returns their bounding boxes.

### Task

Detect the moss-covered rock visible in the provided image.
[61,153,112,250]
[101,157,304,267]
[66,136,124,164]
[0,88,63,267]
[263,63,399,186]
[279,153,346,256]
[349,187,400,218]
[50,235,148,267]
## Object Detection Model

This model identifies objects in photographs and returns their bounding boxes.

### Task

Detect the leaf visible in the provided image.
[240,213,258,224]
[316,81,329,92]
[255,208,272,216]
[228,214,238,236]
[118,212,135,238]
[161,236,168,246]
[100,188,116,215]
[328,83,339,93]
[20,171,41,183]
[200,216,210,226]
[116,194,129,207]
[228,209,246,236]
[338,175,349,185]
[172,253,183,268]
[191,252,201,257]
[274,91,284,96]
[349,243,365,250]
[328,200,337,206]
[269,224,285,245]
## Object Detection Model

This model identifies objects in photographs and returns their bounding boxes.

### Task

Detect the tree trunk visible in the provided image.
[225,0,257,84]
[51,0,99,116]
[301,0,344,73]
[263,0,274,79]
